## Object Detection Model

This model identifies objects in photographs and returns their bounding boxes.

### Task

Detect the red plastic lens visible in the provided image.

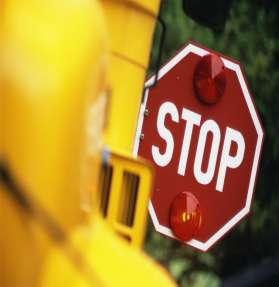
[169,192,202,242]
[194,54,226,104]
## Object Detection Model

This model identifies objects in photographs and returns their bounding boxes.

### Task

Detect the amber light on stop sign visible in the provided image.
[193,53,226,104]
[169,192,202,242]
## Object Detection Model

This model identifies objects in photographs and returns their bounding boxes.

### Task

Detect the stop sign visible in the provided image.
[133,42,264,251]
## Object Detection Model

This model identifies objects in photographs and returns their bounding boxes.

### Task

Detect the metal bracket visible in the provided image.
[141,6,166,102]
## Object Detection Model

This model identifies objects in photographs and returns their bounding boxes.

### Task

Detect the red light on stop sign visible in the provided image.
[169,192,202,241]
[194,54,226,104]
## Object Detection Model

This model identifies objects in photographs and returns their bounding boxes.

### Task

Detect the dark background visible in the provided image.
[145,1,279,286]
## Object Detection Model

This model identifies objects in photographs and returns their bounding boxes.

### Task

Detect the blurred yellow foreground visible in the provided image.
[0,0,176,286]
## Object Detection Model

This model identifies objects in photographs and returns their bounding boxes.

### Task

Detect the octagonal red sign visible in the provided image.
[133,42,264,251]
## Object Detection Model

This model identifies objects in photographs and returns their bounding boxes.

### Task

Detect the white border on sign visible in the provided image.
[132,43,264,252]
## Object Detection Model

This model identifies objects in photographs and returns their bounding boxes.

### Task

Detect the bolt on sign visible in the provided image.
[133,42,264,251]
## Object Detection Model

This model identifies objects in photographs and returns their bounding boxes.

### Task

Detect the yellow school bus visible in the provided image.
[0,0,176,286]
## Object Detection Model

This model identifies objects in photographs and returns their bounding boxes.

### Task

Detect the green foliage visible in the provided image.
[146,0,279,286]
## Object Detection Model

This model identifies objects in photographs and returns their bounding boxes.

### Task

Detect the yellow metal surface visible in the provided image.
[99,150,153,247]
[102,0,160,153]
[99,0,160,249]
[0,0,176,286]
[40,216,176,287]
[0,0,107,285]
